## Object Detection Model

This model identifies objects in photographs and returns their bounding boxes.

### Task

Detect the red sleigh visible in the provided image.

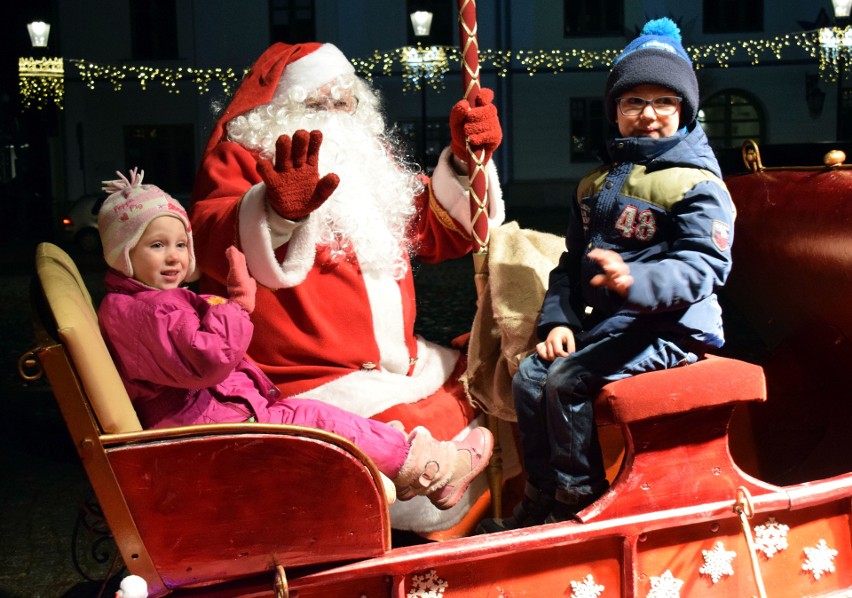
[26,138,852,598]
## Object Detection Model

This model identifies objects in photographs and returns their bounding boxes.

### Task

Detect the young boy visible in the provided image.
[96,168,493,511]
[479,18,735,531]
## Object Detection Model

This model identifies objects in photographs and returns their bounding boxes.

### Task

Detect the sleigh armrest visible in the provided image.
[594,354,766,425]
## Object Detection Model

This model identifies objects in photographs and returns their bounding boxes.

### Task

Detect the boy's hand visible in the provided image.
[256,130,340,220]
[537,326,576,361]
[226,246,256,314]
[588,248,633,298]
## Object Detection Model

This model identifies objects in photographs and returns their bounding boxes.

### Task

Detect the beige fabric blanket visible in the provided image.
[462,221,565,421]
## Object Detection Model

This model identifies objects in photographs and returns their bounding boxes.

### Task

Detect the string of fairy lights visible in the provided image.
[17,27,852,110]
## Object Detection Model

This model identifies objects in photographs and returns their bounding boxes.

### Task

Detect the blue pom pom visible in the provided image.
[641,17,681,42]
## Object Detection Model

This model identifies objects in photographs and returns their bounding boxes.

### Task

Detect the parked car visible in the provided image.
[59,193,103,254]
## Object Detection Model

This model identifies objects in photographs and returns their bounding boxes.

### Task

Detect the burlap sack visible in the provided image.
[462,221,564,420]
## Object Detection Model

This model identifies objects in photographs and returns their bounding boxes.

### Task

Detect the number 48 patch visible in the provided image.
[614,205,657,241]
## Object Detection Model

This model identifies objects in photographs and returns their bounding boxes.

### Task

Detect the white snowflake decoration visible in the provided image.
[647,570,684,598]
[407,569,448,597]
[753,517,789,558]
[802,539,838,580]
[699,541,736,584]
[569,573,604,598]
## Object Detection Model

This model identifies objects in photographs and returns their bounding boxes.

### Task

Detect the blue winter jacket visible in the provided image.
[538,123,735,349]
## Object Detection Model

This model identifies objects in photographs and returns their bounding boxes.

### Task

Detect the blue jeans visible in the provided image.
[512,331,699,503]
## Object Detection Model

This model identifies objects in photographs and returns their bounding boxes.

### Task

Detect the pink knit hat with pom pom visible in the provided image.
[98,168,194,278]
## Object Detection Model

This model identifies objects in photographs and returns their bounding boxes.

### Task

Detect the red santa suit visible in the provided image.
[191,43,507,531]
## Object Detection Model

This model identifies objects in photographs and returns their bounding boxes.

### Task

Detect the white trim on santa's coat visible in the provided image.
[430,147,505,235]
[362,268,410,374]
[292,337,459,417]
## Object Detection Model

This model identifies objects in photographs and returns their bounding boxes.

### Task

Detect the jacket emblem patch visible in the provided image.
[711,220,730,251]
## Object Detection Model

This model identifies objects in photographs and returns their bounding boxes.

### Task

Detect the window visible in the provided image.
[698,90,764,149]
[124,125,195,197]
[840,87,852,141]
[270,0,316,43]
[564,0,624,36]
[703,0,763,33]
[397,118,450,174]
[130,0,179,60]
[570,98,609,162]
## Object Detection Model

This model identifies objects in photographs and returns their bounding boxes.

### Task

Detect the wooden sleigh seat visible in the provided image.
[27,242,393,597]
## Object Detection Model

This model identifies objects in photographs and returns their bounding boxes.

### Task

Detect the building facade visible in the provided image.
[9,0,851,222]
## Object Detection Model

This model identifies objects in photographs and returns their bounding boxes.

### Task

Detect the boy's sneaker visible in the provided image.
[476,483,554,533]
[544,482,610,524]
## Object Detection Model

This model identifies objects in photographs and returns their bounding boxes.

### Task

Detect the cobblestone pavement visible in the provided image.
[0,211,566,597]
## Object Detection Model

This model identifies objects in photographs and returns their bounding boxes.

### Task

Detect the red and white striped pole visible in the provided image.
[458,0,503,518]
[457,0,489,266]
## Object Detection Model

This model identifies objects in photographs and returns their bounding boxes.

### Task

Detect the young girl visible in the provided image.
[96,168,493,510]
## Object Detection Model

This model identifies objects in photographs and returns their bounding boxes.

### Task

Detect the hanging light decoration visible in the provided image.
[18,57,64,109]
[17,27,852,108]
[19,21,64,109]
[818,0,852,81]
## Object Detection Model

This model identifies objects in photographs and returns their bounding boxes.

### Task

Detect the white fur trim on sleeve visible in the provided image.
[430,147,505,235]
[238,184,318,289]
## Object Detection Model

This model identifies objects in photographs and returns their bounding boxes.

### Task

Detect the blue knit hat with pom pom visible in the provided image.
[605,18,699,125]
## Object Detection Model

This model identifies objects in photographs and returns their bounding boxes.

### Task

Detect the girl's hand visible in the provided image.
[226,246,257,314]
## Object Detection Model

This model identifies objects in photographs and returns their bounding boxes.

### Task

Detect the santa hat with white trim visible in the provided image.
[201,42,355,155]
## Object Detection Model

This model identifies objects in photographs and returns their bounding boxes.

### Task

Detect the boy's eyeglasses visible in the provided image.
[616,96,682,117]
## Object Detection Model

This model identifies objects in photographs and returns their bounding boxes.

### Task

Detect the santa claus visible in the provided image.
[191,42,505,531]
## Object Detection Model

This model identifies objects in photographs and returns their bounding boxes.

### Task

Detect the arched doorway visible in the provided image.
[698,89,765,150]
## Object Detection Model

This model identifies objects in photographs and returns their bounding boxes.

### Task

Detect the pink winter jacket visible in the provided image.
[98,269,281,429]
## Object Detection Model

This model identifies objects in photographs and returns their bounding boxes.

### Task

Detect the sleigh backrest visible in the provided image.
[34,241,142,434]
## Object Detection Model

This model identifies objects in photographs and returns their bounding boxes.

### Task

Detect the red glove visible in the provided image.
[226,246,256,314]
[256,130,340,220]
[450,88,502,166]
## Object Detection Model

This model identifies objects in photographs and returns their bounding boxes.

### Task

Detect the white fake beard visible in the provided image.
[227,91,422,279]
